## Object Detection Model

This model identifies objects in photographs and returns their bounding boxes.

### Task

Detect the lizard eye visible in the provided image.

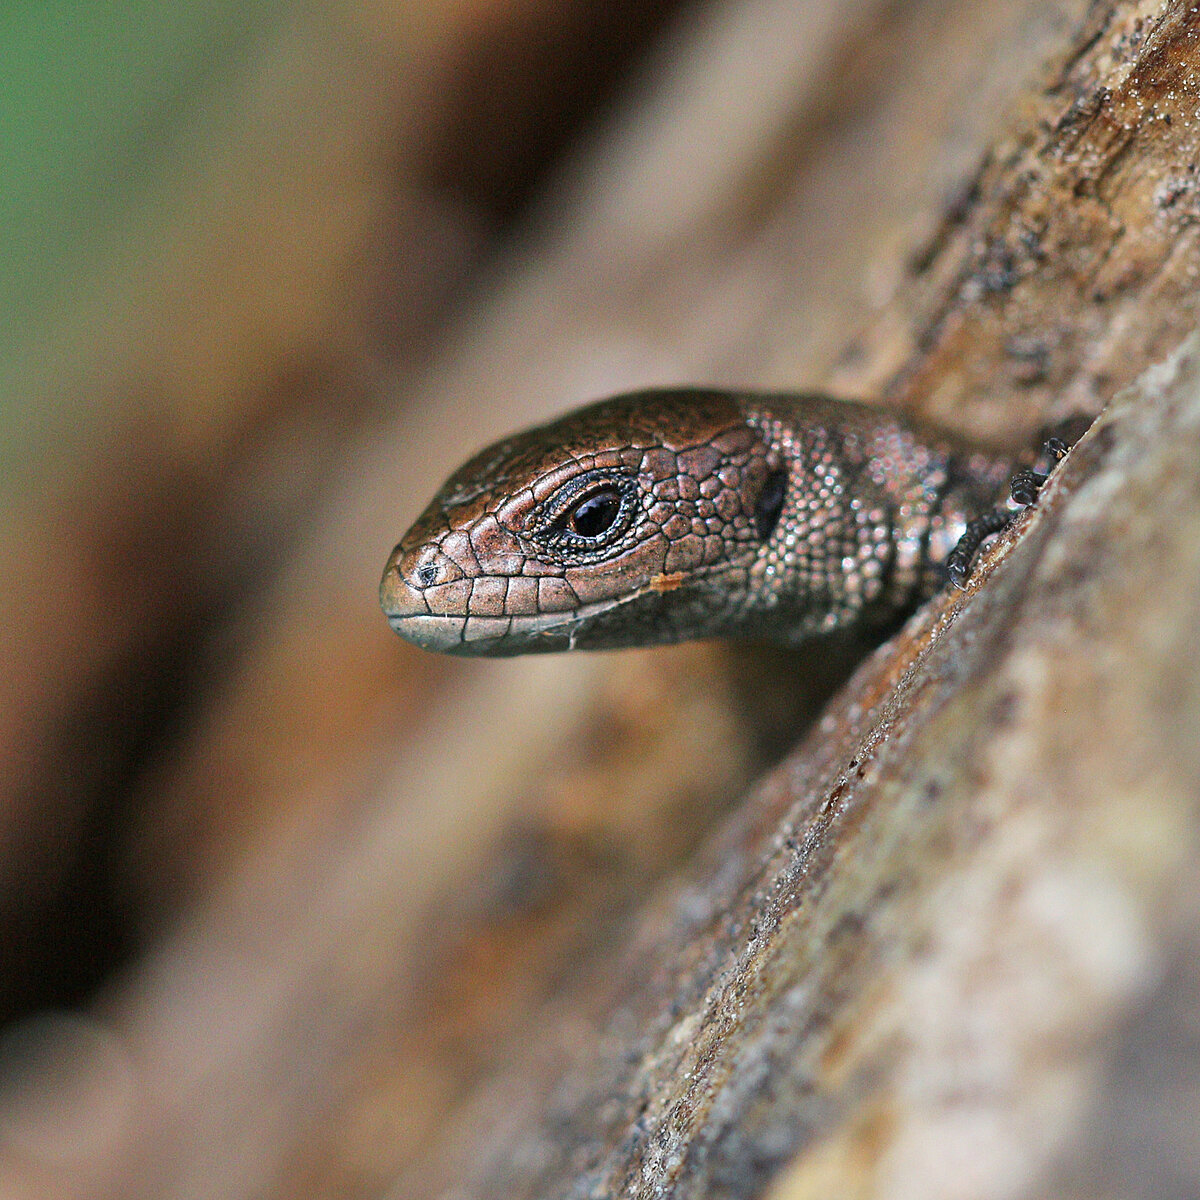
[567,488,623,538]
[540,472,637,550]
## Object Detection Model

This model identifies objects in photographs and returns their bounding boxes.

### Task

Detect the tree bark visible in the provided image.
[398,334,1200,1199]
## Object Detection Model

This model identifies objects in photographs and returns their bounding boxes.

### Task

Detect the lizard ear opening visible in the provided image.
[753,466,788,541]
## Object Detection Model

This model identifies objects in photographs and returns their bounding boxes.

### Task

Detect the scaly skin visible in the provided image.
[380,389,1017,655]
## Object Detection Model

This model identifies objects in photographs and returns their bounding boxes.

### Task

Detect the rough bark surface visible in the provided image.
[397,336,1200,1199]
[390,1,1200,1193]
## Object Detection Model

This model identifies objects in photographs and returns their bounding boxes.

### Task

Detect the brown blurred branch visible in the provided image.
[2,2,1199,1199]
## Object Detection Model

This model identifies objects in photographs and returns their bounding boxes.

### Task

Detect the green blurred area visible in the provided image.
[0,1,272,471]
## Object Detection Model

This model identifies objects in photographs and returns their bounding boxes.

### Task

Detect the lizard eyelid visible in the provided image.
[539,471,638,549]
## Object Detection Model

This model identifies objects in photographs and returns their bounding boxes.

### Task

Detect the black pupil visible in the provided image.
[570,489,622,538]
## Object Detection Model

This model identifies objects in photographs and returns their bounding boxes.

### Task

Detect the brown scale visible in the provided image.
[380,389,1026,656]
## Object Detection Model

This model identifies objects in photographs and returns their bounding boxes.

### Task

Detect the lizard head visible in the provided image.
[380,389,785,655]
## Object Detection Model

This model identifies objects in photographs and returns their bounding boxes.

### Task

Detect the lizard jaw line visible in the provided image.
[385,592,636,656]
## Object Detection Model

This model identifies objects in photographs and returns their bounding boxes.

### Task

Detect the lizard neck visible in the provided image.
[736,395,1013,644]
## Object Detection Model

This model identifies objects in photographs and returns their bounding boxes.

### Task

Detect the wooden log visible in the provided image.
[397,334,1200,1199]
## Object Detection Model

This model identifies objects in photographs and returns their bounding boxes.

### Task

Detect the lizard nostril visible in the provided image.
[396,544,464,591]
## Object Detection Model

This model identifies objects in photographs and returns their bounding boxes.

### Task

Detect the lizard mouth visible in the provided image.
[383,591,645,656]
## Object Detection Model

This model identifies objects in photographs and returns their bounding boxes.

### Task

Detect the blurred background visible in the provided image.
[0,0,1132,1196]
[0,0,709,1023]
[1,3,813,1194]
